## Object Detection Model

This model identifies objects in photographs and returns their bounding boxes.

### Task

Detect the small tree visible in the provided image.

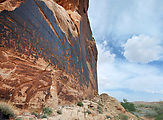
[121,99,136,112]
[123,99,128,103]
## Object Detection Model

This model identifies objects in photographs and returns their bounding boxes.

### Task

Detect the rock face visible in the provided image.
[0,0,97,109]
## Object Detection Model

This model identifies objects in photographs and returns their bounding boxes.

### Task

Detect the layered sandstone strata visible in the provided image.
[0,0,97,109]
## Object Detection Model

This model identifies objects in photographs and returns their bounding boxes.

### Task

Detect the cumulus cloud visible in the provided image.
[97,42,163,101]
[97,41,115,64]
[123,35,163,63]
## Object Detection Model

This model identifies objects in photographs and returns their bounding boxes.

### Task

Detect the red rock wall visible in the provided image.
[0,0,97,109]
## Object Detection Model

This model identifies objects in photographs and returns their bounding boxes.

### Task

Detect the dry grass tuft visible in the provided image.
[0,101,19,119]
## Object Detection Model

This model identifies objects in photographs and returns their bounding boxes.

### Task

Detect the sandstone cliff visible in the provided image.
[0,0,98,109]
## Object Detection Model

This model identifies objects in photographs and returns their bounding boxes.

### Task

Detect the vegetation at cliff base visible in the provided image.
[41,114,47,118]
[77,101,83,107]
[32,112,39,117]
[0,101,16,119]
[106,115,111,119]
[121,99,136,112]
[43,107,52,115]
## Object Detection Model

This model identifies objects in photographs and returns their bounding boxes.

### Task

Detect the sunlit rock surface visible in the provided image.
[0,0,97,109]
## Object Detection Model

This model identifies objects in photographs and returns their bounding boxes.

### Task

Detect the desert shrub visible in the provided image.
[43,107,52,115]
[137,104,146,108]
[85,110,91,114]
[41,114,47,118]
[0,101,16,119]
[119,114,128,120]
[121,99,136,112]
[57,110,62,114]
[16,118,23,120]
[145,110,158,118]
[97,105,103,114]
[154,104,163,115]
[106,115,111,119]
[114,116,120,120]
[155,114,163,120]
[136,104,152,108]
[77,101,83,107]
[32,112,39,117]
[154,104,163,120]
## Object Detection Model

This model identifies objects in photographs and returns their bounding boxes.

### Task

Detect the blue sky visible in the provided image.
[88,0,163,102]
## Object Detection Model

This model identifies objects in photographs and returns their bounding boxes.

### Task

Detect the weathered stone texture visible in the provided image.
[0,0,97,108]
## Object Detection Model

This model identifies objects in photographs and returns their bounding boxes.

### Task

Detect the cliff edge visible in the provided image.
[0,0,98,109]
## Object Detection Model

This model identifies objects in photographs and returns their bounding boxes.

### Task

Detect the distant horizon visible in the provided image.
[88,0,163,102]
[99,92,163,102]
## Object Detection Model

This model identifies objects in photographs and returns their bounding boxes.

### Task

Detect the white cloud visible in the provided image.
[97,41,115,64]
[88,0,163,42]
[120,63,163,94]
[97,42,163,101]
[123,35,163,63]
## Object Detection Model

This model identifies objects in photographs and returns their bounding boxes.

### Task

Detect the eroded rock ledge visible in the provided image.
[0,0,97,109]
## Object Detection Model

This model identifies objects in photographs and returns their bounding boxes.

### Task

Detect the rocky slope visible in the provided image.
[0,0,97,109]
[15,93,139,120]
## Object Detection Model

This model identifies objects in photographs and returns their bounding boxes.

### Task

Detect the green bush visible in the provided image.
[77,101,83,107]
[43,107,52,115]
[106,115,111,119]
[137,104,147,108]
[85,110,91,114]
[155,114,163,120]
[121,99,136,112]
[57,110,62,114]
[32,112,38,117]
[0,102,16,119]
[114,116,120,120]
[154,104,163,120]
[41,114,47,118]
[119,114,128,120]
[145,110,158,118]
[154,104,163,115]
[16,118,23,120]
